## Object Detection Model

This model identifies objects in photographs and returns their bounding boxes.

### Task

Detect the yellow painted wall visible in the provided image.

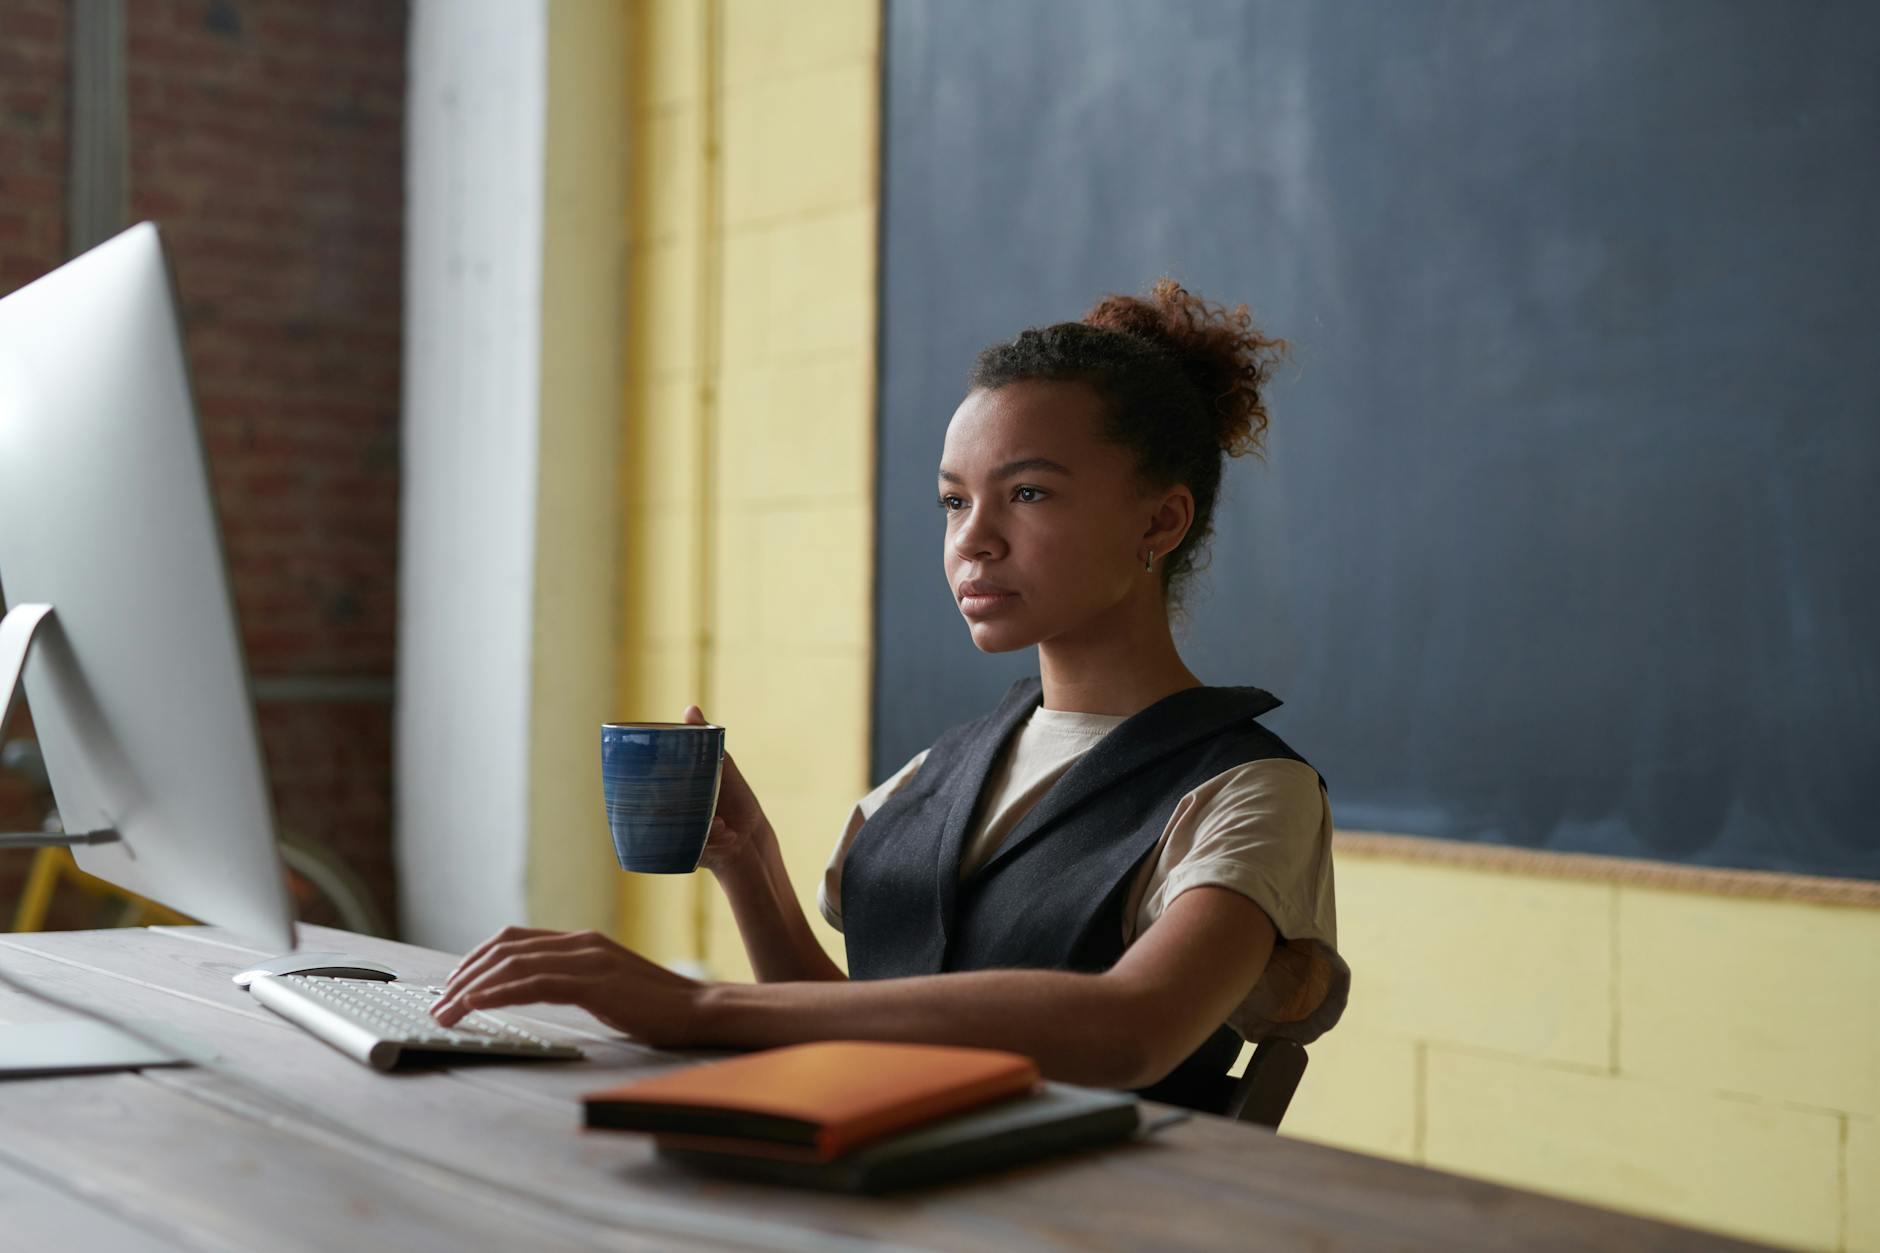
[1280,847,1878,1252]
[615,0,877,977]
[611,5,1875,1250]
[526,0,630,934]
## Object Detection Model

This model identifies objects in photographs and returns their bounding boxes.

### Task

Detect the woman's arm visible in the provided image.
[674,703,846,983]
[697,885,1274,1087]
[710,818,847,983]
[432,885,1277,1090]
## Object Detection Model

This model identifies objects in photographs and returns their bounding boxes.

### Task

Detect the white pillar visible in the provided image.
[397,0,625,951]
[397,0,546,950]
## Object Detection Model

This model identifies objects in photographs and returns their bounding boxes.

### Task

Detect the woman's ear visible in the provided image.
[1142,486,1195,556]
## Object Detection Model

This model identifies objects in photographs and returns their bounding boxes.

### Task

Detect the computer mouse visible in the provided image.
[231,952,401,988]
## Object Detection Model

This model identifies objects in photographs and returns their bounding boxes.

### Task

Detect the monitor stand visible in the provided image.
[0,601,210,1076]
[0,603,121,849]
[0,1018,206,1077]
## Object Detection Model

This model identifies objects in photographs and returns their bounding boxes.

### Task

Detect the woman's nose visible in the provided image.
[951,509,1002,561]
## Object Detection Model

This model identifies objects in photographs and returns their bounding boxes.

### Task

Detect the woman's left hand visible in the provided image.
[430,926,706,1048]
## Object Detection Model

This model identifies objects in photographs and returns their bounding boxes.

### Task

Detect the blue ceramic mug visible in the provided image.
[600,721,725,873]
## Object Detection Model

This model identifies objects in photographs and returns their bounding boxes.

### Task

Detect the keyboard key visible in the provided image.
[244,974,586,1071]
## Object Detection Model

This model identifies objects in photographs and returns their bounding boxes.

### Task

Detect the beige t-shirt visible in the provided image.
[818,704,1351,1044]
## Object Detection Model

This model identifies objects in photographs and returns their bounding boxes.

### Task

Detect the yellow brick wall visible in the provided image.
[612,7,1876,1249]
[526,0,631,936]
[615,0,877,976]
[1279,849,1879,1252]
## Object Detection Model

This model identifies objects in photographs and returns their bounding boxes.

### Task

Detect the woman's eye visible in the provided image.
[936,487,1046,512]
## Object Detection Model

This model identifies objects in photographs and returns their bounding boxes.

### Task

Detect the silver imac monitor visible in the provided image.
[0,221,296,954]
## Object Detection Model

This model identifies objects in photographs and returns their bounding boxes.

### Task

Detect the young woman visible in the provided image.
[433,279,1350,1112]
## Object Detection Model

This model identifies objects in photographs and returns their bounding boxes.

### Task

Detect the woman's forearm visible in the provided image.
[437,885,1270,1086]
[693,967,1161,1089]
[710,821,847,983]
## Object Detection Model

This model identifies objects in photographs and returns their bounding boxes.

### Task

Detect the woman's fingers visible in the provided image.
[447,929,583,989]
[443,929,605,1000]
[689,704,747,778]
[433,946,610,1024]
[444,927,691,1006]
[434,974,591,1026]
[428,933,706,1044]
[685,703,744,779]
[445,930,598,993]
[447,924,560,980]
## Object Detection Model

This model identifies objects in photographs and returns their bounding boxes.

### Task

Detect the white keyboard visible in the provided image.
[247,975,585,1071]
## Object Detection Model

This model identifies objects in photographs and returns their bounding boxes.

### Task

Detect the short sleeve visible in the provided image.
[1129,758,1350,1045]
[817,746,931,932]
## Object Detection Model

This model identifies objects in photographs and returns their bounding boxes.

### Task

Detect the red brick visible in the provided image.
[0,175,59,210]
[5,88,54,122]
[1,259,50,291]
[83,0,413,932]
[0,0,403,929]
[0,7,59,44]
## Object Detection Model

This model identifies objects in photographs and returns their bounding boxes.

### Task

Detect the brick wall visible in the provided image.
[0,0,75,924]
[0,0,406,935]
[0,0,66,287]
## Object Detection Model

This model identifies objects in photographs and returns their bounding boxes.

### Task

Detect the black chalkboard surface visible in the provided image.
[872,1,1879,880]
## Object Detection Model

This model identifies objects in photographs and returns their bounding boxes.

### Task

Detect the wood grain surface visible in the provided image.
[0,924,1775,1251]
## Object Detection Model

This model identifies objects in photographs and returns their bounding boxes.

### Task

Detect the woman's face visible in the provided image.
[938,379,1191,653]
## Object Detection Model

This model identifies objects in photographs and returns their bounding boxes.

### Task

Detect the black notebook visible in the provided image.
[653,1081,1144,1193]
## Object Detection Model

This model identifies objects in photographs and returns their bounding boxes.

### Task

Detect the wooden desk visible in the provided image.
[0,923,1767,1251]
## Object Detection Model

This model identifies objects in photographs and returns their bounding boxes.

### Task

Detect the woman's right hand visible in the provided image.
[684,705,770,876]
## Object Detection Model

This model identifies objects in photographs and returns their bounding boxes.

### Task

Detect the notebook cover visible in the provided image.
[581,1040,1041,1161]
[653,1082,1142,1192]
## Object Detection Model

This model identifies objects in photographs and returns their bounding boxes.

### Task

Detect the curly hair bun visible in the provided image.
[1080,277,1288,459]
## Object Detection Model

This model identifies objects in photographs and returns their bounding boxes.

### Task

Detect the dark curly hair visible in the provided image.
[967,277,1289,626]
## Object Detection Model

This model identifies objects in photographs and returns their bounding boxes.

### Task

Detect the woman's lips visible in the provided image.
[960,591,1018,617]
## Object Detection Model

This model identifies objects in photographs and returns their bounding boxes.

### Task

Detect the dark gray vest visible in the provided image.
[841,675,1319,1112]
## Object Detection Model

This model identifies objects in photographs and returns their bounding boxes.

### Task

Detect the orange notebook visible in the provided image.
[580,1040,1042,1162]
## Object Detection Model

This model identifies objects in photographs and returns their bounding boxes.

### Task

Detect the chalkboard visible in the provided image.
[873,0,1880,880]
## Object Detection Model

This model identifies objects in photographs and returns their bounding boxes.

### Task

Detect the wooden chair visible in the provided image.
[1215,936,1331,1129]
[1222,1037,1309,1131]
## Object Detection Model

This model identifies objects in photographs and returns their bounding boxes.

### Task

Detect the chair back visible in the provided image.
[1222,1037,1308,1130]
